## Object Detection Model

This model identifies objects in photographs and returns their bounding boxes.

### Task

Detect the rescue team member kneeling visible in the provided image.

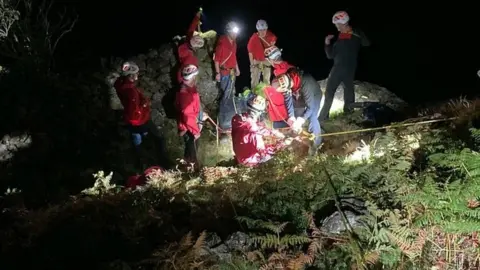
[272,69,323,154]
[177,8,204,84]
[114,62,172,169]
[214,21,240,139]
[231,95,292,167]
[319,10,370,121]
[175,64,208,166]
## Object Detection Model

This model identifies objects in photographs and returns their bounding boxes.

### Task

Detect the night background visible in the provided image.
[56,1,480,105]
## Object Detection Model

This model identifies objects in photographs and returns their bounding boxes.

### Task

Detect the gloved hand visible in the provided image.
[272,130,285,139]
[325,34,334,45]
[292,117,305,133]
[287,117,296,127]
[284,137,294,146]
[202,112,209,121]
[215,72,221,82]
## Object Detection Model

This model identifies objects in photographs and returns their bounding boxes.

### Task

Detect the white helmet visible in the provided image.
[256,19,268,31]
[272,74,292,92]
[226,21,239,34]
[121,61,139,76]
[190,35,205,48]
[182,64,199,81]
[332,11,349,24]
[247,95,266,112]
[264,46,281,61]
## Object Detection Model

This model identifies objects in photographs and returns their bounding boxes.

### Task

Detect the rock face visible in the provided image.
[102,35,219,126]
[318,80,408,114]
[100,34,405,130]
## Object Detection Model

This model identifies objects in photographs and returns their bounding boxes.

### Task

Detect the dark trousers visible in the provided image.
[183,132,199,163]
[126,119,171,169]
[218,74,236,132]
[319,66,356,121]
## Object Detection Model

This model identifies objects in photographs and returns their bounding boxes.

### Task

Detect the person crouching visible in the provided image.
[272,68,323,156]
[175,64,209,166]
[231,95,289,167]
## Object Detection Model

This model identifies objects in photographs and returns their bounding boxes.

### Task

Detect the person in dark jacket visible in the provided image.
[319,11,370,121]
[272,68,323,155]
[114,62,172,169]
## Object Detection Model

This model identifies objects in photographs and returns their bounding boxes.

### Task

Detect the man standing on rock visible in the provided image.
[247,19,277,88]
[177,8,205,84]
[319,11,370,121]
[114,61,172,169]
[213,21,241,141]
[175,64,208,168]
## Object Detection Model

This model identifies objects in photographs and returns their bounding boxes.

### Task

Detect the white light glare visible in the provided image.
[232,26,239,33]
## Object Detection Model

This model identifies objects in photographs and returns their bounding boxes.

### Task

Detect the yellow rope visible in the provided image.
[319,117,458,138]
[277,116,459,141]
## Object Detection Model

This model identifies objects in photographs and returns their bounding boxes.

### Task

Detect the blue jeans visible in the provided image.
[276,107,322,147]
[307,106,322,147]
[218,75,235,131]
[126,119,171,169]
[272,121,289,129]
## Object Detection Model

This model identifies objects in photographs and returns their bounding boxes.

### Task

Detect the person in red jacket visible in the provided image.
[247,19,277,88]
[264,46,295,77]
[214,21,240,141]
[176,8,205,83]
[175,64,209,165]
[253,83,291,130]
[114,61,171,169]
[231,95,291,167]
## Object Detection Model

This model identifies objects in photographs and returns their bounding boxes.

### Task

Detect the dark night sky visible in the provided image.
[55,1,480,106]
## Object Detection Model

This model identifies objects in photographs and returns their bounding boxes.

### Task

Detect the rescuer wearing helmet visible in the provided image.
[176,8,205,84]
[175,64,208,167]
[319,10,370,121]
[114,61,172,169]
[272,68,323,155]
[247,19,277,88]
[214,21,241,140]
[231,95,290,167]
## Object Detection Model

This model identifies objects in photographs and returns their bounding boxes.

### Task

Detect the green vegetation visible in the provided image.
[2,102,480,269]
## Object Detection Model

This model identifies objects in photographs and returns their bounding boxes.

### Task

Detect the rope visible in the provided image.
[230,70,238,114]
[274,116,458,138]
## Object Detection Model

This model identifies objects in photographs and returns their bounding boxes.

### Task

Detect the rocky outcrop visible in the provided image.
[99,33,405,130]
[101,34,219,126]
[318,80,408,114]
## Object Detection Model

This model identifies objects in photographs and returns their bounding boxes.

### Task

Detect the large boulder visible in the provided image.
[318,79,408,115]
[101,32,219,126]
